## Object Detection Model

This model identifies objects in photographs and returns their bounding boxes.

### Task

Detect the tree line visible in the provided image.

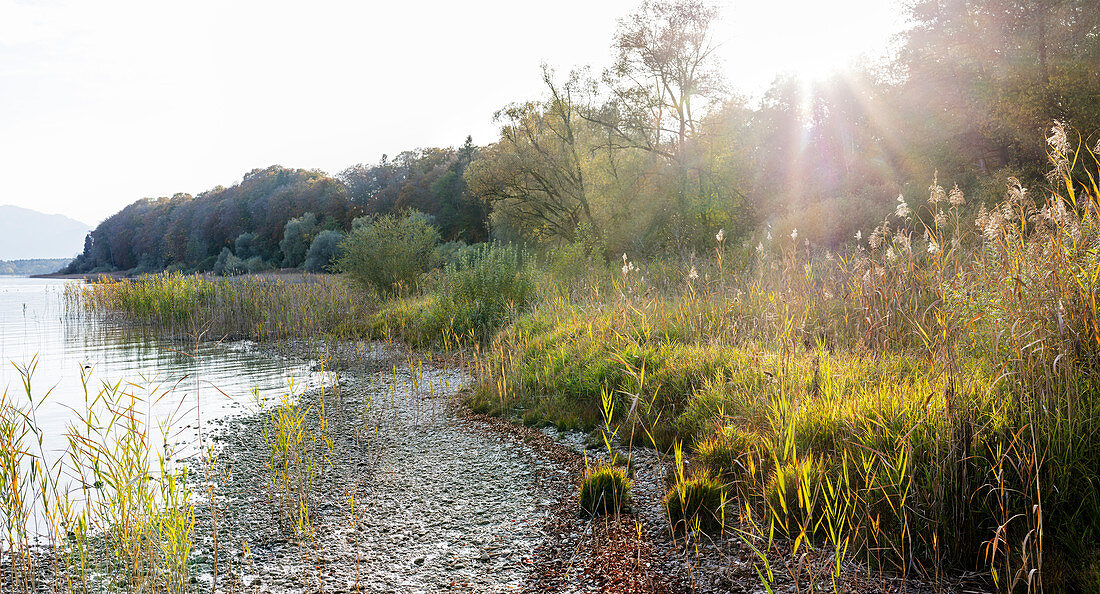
[65,0,1100,274]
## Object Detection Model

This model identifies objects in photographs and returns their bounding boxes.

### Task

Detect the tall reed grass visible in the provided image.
[471,123,1100,592]
[0,360,195,593]
[69,273,370,341]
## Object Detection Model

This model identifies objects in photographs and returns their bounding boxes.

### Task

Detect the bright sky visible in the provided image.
[0,0,907,226]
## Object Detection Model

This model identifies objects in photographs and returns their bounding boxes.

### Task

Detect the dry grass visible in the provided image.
[62,123,1100,592]
[470,123,1100,592]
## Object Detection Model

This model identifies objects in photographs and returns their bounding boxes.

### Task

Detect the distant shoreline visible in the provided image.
[30,271,124,280]
[31,269,327,283]
[0,257,75,277]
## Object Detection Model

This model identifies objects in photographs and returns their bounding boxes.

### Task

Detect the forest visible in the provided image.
[0,259,72,276]
[63,0,1100,275]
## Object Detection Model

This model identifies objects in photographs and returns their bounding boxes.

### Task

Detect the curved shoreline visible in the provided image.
[3,336,988,593]
[183,342,555,593]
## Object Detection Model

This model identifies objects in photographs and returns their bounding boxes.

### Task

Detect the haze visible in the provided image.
[0,0,904,225]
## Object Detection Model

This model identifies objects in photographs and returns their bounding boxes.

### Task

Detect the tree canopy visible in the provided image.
[65,0,1100,272]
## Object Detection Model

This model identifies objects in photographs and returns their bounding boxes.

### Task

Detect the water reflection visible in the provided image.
[0,276,317,463]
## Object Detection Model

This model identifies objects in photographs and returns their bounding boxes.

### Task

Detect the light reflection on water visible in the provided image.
[0,276,317,463]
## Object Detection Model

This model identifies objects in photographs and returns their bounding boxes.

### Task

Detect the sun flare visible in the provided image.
[723,0,905,89]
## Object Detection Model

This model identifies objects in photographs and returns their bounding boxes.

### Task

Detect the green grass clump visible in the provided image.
[664,468,728,535]
[764,456,824,539]
[428,243,533,343]
[694,426,765,483]
[579,464,632,516]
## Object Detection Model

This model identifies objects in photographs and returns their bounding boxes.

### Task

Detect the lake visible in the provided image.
[0,276,317,479]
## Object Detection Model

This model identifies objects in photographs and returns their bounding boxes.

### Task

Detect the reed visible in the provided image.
[472,124,1100,591]
[0,360,196,593]
[70,273,371,342]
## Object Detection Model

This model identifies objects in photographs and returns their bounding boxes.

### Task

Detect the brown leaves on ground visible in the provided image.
[462,407,680,593]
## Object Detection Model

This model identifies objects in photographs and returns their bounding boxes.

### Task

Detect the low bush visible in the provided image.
[428,243,533,343]
[338,211,440,295]
[213,248,246,276]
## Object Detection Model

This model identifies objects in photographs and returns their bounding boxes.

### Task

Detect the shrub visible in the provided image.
[244,256,272,273]
[234,232,258,259]
[338,211,440,295]
[302,229,345,272]
[435,240,475,267]
[213,248,246,276]
[664,468,728,535]
[429,243,533,342]
[764,456,824,539]
[280,212,318,268]
[579,464,632,516]
[544,222,606,290]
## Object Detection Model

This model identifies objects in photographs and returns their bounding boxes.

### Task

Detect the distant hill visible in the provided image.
[63,151,484,275]
[0,205,90,260]
[0,258,72,276]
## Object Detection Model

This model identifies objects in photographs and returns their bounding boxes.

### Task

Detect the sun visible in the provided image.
[721,0,906,93]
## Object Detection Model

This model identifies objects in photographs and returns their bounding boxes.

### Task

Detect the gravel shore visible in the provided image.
[185,342,560,593]
[4,339,980,593]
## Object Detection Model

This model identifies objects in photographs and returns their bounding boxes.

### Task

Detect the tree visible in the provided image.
[339,142,488,243]
[466,67,600,243]
[234,232,258,259]
[65,166,357,273]
[279,212,319,268]
[302,230,345,272]
[431,136,489,243]
[584,0,726,246]
[605,0,724,155]
[897,0,1100,176]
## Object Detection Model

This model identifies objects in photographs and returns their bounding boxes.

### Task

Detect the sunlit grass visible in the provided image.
[61,124,1100,591]
[471,126,1100,591]
[69,273,371,342]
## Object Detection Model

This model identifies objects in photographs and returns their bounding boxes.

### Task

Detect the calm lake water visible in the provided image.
[0,276,315,463]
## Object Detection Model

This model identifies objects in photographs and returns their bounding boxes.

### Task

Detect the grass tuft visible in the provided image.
[664,467,728,536]
[579,464,632,517]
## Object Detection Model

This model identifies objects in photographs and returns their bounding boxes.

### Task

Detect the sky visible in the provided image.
[0,0,908,226]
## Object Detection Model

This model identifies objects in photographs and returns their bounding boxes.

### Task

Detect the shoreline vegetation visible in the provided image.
[7,0,1100,591]
[0,337,560,593]
[22,125,1096,592]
